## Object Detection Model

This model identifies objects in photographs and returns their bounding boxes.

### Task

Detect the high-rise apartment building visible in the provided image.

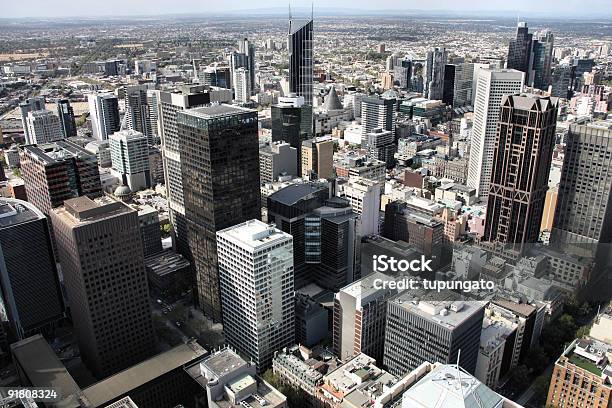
[288,17,313,105]
[552,124,612,256]
[25,110,64,144]
[217,220,294,370]
[333,272,397,363]
[109,130,151,192]
[20,141,102,215]
[383,291,485,376]
[177,105,260,321]
[124,84,156,143]
[424,47,448,100]
[467,69,524,197]
[20,97,45,144]
[301,136,334,180]
[232,67,251,103]
[51,197,156,378]
[230,38,256,96]
[483,94,558,257]
[88,92,120,141]
[0,198,64,340]
[507,22,533,79]
[361,95,396,146]
[56,99,77,138]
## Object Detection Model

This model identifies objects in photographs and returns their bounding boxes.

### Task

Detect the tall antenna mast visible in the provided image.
[311,1,314,20]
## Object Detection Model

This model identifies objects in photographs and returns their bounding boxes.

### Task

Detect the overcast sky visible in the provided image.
[2,0,612,18]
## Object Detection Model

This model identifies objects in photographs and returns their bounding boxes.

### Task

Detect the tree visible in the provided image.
[525,346,548,371]
[532,375,551,406]
[509,365,531,392]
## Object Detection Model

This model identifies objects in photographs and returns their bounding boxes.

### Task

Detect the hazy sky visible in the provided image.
[3,0,612,18]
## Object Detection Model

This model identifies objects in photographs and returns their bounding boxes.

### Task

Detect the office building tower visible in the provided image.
[177,105,260,321]
[442,64,456,106]
[552,124,612,255]
[267,182,330,287]
[384,291,485,376]
[364,127,396,168]
[467,69,524,197]
[88,92,120,141]
[20,141,102,215]
[124,84,155,143]
[259,141,298,183]
[271,94,313,173]
[288,16,314,105]
[338,177,381,236]
[134,59,156,76]
[551,64,572,98]
[361,95,396,146]
[138,206,163,257]
[507,22,533,79]
[157,86,221,255]
[217,220,294,370]
[483,94,558,257]
[237,37,256,95]
[109,130,151,192]
[343,92,365,119]
[20,97,46,144]
[56,99,77,138]
[450,63,476,107]
[51,197,156,378]
[232,67,251,103]
[532,30,554,91]
[301,136,334,180]
[0,198,64,340]
[303,198,359,290]
[394,59,413,90]
[25,110,64,144]
[424,47,448,100]
[333,272,397,363]
[546,337,612,408]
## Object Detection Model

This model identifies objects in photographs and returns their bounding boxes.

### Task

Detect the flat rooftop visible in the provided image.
[217,219,291,251]
[0,199,44,228]
[339,272,395,305]
[201,348,249,379]
[268,182,328,206]
[145,251,191,277]
[54,196,132,225]
[182,104,254,119]
[82,341,207,407]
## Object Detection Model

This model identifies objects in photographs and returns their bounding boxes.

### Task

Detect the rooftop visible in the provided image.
[217,219,292,251]
[268,182,329,206]
[339,272,395,306]
[200,348,249,379]
[21,140,95,165]
[0,198,44,228]
[182,104,255,119]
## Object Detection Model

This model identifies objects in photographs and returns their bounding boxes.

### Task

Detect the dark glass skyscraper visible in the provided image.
[507,22,533,81]
[483,94,558,257]
[177,105,261,322]
[532,30,554,91]
[56,99,77,138]
[288,17,313,106]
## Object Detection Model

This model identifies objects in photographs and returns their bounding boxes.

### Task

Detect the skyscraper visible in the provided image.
[231,37,256,96]
[467,69,524,198]
[551,64,572,98]
[20,141,102,215]
[532,30,554,91]
[25,110,64,144]
[483,94,558,257]
[271,94,313,173]
[177,105,261,321]
[507,22,533,80]
[552,124,612,254]
[109,130,151,192]
[232,67,251,103]
[124,84,155,144]
[288,16,314,106]
[51,196,156,378]
[0,198,64,340]
[56,99,77,138]
[217,220,294,370]
[361,95,396,146]
[20,97,45,144]
[88,92,120,141]
[424,47,448,100]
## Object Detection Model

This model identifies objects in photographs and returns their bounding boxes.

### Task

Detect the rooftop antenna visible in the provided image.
[289,2,292,20]
[311,1,314,20]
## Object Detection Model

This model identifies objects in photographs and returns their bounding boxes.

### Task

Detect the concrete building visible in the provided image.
[364,128,396,168]
[259,141,298,183]
[88,92,120,141]
[361,96,396,146]
[424,47,448,100]
[233,67,251,103]
[25,110,64,144]
[186,347,288,408]
[475,318,515,388]
[20,141,102,215]
[301,136,334,180]
[177,105,261,322]
[109,130,151,192]
[383,291,485,376]
[217,220,294,370]
[333,272,397,363]
[0,199,64,340]
[19,97,45,144]
[467,69,524,197]
[51,197,156,378]
[337,177,381,236]
[295,293,328,347]
[124,84,156,143]
[137,205,163,257]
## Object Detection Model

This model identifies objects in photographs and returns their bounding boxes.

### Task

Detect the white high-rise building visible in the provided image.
[361,95,396,146]
[337,177,381,236]
[88,92,120,141]
[467,69,524,198]
[217,220,295,370]
[109,130,150,192]
[20,97,46,144]
[25,110,64,144]
[233,68,251,103]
